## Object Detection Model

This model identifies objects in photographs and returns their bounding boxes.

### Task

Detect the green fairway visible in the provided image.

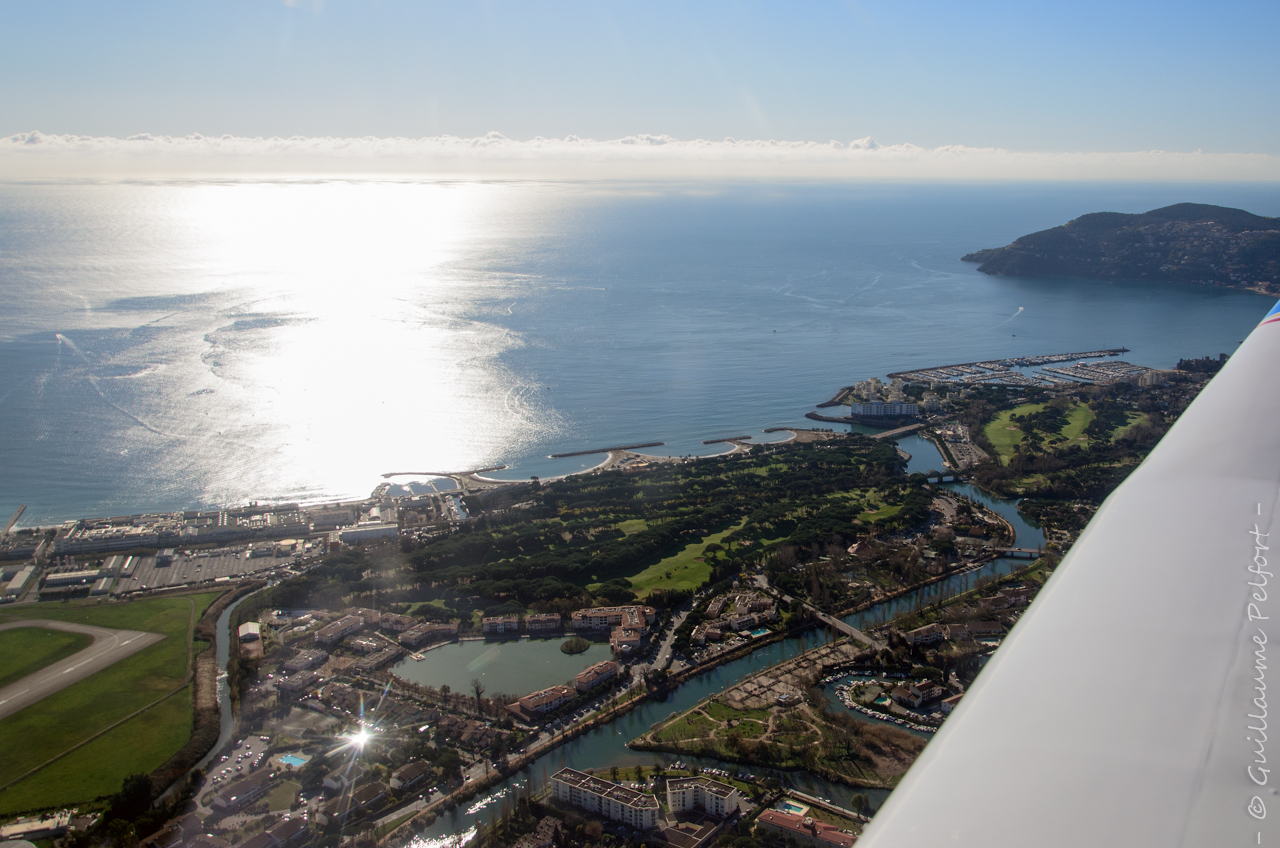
[0,686,194,814]
[858,502,902,523]
[1111,411,1149,441]
[614,519,649,536]
[0,592,220,812]
[983,403,1044,464]
[626,521,745,598]
[0,627,93,690]
[1058,403,1095,443]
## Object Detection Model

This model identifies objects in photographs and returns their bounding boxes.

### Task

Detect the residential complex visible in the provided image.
[574,660,619,693]
[517,685,576,714]
[665,776,746,819]
[314,615,364,646]
[551,768,659,830]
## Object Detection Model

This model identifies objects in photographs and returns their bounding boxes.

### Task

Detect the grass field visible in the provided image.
[0,686,194,813]
[626,520,745,598]
[267,778,302,812]
[983,403,1043,464]
[1059,403,1095,442]
[1111,411,1148,441]
[0,627,93,690]
[653,711,717,743]
[857,503,902,523]
[0,592,220,813]
[614,519,648,536]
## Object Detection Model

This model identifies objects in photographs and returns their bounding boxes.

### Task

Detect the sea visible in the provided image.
[2,180,1278,527]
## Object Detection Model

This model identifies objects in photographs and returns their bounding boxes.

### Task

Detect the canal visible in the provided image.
[404,432,1039,846]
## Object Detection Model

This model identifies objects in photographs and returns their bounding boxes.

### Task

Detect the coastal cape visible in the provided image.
[962,202,1280,294]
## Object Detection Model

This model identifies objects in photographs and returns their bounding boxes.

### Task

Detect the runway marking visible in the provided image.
[0,621,167,721]
[0,689,30,705]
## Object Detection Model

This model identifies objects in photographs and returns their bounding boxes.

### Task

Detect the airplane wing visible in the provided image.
[858,300,1280,847]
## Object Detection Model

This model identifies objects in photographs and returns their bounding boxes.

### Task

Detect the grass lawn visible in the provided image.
[704,701,770,722]
[626,521,746,598]
[1111,411,1149,441]
[983,403,1044,464]
[717,719,767,739]
[0,627,93,689]
[0,592,220,812]
[857,503,901,523]
[654,712,717,744]
[0,686,194,814]
[266,778,301,812]
[614,519,648,536]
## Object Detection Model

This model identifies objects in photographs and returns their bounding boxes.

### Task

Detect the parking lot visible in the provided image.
[204,734,272,790]
[120,548,298,591]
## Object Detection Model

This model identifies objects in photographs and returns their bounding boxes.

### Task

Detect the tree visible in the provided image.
[610,765,620,782]
[472,677,486,715]
[106,819,137,848]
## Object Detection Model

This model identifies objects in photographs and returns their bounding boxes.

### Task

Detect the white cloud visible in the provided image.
[2,130,1277,181]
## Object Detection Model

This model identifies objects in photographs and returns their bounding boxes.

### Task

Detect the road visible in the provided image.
[0,619,166,720]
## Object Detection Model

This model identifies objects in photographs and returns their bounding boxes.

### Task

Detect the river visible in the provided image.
[194,593,255,773]
[406,433,1028,845]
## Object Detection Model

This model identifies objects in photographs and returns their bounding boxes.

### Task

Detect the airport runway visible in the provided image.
[0,619,167,721]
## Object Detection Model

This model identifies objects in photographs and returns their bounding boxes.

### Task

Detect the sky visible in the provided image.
[1,0,1277,180]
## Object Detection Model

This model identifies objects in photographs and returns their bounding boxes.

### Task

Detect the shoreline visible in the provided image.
[5,426,845,532]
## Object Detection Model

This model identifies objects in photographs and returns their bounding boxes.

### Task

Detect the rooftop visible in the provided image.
[553,767,659,809]
[667,776,737,798]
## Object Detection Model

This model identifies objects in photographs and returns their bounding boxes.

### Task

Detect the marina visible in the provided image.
[886,348,1131,388]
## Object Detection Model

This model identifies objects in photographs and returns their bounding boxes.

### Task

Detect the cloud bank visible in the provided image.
[3,131,1278,181]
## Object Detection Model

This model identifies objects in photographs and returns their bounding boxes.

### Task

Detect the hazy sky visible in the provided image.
[1,1,1277,178]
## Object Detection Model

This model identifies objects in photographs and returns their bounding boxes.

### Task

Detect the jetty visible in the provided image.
[381,466,507,479]
[3,505,24,535]
[549,442,664,458]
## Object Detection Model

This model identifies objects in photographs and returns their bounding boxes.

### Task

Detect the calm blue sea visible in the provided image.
[2,180,1278,526]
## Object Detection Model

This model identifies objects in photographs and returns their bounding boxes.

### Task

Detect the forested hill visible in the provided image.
[962,203,1280,293]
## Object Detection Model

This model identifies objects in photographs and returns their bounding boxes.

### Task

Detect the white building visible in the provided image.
[666,776,746,819]
[314,615,364,646]
[849,401,919,417]
[338,523,399,544]
[551,768,659,830]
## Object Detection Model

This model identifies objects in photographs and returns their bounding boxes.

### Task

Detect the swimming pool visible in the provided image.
[750,627,771,637]
[777,800,810,816]
[278,754,309,768]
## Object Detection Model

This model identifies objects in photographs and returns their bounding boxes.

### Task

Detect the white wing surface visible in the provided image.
[859,301,1280,847]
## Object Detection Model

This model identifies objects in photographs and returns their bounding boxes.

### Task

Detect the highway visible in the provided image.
[0,619,166,720]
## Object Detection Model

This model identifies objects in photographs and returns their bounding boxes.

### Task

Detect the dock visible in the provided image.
[3,505,24,535]
[549,442,664,458]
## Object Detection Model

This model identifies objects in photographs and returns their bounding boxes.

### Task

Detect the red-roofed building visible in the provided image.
[755,810,857,847]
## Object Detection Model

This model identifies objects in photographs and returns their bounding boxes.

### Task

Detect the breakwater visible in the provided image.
[549,442,664,458]
[702,435,751,444]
